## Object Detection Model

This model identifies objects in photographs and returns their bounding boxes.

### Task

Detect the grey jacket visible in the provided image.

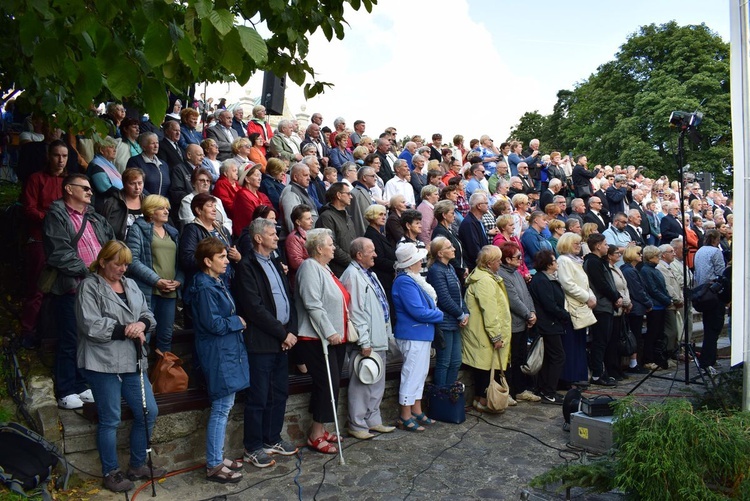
[125,217,184,302]
[280,182,319,234]
[295,258,345,341]
[340,262,391,351]
[497,264,535,332]
[43,199,115,295]
[76,274,156,373]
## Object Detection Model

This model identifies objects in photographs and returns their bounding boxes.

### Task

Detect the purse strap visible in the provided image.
[71,212,90,247]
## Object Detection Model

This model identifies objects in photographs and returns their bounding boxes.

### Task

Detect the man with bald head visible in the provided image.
[279,163,318,233]
[584,196,608,233]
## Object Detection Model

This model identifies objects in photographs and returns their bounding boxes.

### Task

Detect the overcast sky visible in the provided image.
[206,0,730,143]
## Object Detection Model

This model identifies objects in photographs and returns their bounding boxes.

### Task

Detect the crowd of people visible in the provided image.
[10,98,733,492]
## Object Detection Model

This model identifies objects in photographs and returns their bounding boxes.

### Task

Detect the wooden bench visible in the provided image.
[81,356,410,423]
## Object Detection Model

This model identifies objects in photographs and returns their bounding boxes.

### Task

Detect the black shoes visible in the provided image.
[540,392,565,405]
[589,376,617,387]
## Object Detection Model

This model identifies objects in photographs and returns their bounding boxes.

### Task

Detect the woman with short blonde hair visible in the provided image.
[126,194,182,353]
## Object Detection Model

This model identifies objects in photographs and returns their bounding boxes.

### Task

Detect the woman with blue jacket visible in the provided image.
[126,194,183,352]
[426,236,468,388]
[620,246,653,374]
[639,245,672,370]
[184,237,249,484]
[392,243,443,432]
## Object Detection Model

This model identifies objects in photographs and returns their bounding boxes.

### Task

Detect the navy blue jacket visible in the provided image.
[620,263,653,316]
[426,261,468,331]
[639,261,672,309]
[458,212,488,270]
[184,271,250,401]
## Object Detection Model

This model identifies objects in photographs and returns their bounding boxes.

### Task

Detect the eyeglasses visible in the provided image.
[340,192,353,197]
[197,179,211,184]
[69,184,92,193]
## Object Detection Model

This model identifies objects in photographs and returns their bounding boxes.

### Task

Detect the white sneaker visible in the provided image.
[58,394,84,410]
[507,395,517,406]
[78,389,95,403]
[516,390,542,402]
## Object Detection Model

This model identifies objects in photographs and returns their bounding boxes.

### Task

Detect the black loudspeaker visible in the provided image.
[261,71,285,116]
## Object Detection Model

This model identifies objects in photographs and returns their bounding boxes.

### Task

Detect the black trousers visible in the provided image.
[509,330,530,397]
[538,334,565,396]
[604,316,624,377]
[297,341,345,423]
[698,305,725,368]
[590,311,613,378]
[644,309,667,365]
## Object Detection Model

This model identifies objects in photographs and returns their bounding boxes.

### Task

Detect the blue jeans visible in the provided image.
[54,293,88,398]
[207,393,236,468]
[151,295,176,353]
[243,352,289,452]
[84,369,158,476]
[433,329,462,387]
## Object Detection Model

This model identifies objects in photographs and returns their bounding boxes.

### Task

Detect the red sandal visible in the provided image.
[323,431,343,443]
[307,436,338,454]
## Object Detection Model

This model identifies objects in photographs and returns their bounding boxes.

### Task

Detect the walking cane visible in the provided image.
[321,338,345,465]
[136,338,157,497]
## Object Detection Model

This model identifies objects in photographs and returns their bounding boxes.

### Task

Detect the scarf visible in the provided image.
[404,270,437,304]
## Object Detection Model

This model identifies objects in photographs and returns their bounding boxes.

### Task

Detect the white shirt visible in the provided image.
[384,176,416,207]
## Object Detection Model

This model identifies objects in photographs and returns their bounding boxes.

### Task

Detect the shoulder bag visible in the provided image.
[38,213,89,294]
[486,355,510,413]
[521,333,545,376]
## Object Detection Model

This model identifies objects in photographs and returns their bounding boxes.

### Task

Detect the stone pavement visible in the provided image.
[77,357,716,501]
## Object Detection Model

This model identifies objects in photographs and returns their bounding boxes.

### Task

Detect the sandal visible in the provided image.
[397,416,425,432]
[411,412,435,425]
[206,464,242,484]
[323,431,343,443]
[222,458,243,471]
[307,436,338,454]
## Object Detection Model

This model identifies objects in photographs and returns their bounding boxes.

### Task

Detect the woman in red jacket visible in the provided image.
[211,159,241,219]
[232,165,271,238]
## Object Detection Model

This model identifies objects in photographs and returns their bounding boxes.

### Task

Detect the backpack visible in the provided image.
[0,422,70,500]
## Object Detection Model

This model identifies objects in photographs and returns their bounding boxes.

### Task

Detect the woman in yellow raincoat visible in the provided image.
[462,245,512,412]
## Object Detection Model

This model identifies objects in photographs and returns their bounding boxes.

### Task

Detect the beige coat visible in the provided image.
[461,267,512,371]
[557,254,597,329]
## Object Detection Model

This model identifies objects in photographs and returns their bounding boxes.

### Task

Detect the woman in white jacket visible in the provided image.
[555,233,596,386]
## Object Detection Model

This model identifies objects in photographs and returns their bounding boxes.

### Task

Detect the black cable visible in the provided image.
[402,418,480,501]
[194,455,302,501]
[293,450,303,500]
[467,411,570,453]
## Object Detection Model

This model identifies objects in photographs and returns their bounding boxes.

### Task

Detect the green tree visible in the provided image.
[512,22,731,187]
[0,0,377,134]
[507,110,547,146]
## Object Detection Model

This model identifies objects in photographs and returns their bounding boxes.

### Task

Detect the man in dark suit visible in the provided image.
[158,120,184,167]
[375,138,395,183]
[538,178,561,213]
[624,209,646,247]
[458,192,490,270]
[628,188,651,242]
[584,196,608,233]
[571,155,599,205]
[659,202,683,245]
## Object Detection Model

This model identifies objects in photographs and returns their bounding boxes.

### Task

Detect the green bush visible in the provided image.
[531,398,750,499]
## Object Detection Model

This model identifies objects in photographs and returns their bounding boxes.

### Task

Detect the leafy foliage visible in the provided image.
[531,398,750,500]
[0,0,377,134]
[510,22,731,187]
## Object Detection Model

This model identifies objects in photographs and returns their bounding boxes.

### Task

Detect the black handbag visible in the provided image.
[618,317,637,356]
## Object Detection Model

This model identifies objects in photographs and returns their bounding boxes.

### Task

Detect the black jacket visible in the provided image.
[659,214,682,245]
[583,253,620,314]
[315,203,355,277]
[233,251,297,353]
[628,201,651,239]
[572,164,598,198]
[584,210,608,233]
[458,212,488,270]
[528,271,570,335]
[364,225,396,295]
[432,223,466,279]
